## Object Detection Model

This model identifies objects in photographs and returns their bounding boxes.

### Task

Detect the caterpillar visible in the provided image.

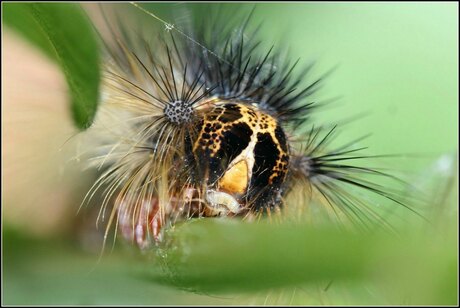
[80,3,419,251]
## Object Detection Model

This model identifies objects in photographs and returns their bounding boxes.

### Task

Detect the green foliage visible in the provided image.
[152,219,457,305]
[3,218,457,305]
[159,220,371,292]
[2,2,457,305]
[3,3,100,129]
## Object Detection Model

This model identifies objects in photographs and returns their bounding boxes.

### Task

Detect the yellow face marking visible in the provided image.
[193,102,259,157]
[218,160,248,195]
[193,101,289,203]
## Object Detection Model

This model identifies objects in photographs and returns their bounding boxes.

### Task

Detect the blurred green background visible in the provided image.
[2,2,458,305]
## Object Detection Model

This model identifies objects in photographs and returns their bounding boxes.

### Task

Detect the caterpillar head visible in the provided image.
[189,101,289,215]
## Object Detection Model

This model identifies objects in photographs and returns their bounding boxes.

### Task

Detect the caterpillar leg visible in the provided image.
[118,198,162,249]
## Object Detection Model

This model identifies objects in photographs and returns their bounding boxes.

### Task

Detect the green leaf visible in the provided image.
[153,219,457,305]
[3,3,100,129]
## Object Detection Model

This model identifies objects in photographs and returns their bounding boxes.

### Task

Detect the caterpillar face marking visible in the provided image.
[83,4,417,250]
[192,101,289,213]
